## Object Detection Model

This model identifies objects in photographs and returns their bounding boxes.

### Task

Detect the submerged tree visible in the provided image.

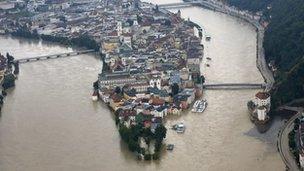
[154,125,167,152]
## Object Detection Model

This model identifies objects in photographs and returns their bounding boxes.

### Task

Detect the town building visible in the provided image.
[254,92,271,108]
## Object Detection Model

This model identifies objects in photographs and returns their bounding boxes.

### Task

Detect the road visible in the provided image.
[278,108,303,171]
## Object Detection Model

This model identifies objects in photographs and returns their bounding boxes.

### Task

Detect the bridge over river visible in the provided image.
[158,2,196,9]
[158,0,275,92]
[15,49,96,64]
[203,83,266,90]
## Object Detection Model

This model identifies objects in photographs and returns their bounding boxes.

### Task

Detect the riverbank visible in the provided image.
[5,31,100,55]
[178,0,275,133]
[184,0,274,91]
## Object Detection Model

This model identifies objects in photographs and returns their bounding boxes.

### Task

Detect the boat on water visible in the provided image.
[167,144,174,151]
[205,35,211,41]
[192,99,207,113]
[172,123,186,133]
[92,90,99,101]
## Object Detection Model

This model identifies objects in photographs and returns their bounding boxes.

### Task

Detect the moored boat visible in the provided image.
[192,99,207,113]
[206,35,211,41]
[167,144,174,151]
[92,90,98,101]
[172,123,186,133]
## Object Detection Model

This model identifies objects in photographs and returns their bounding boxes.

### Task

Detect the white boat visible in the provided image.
[167,144,174,151]
[206,35,211,41]
[92,96,98,101]
[173,123,186,133]
[92,90,98,101]
[192,99,207,113]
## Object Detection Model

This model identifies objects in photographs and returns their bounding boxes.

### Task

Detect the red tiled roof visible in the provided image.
[150,97,165,106]
[110,94,123,103]
[255,92,270,100]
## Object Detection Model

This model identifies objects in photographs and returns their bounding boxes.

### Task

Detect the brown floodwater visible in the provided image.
[0,1,284,170]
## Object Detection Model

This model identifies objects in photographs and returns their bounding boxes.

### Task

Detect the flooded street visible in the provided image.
[0,1,284,170]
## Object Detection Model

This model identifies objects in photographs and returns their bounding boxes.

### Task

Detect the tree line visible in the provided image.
[226,0,304,108]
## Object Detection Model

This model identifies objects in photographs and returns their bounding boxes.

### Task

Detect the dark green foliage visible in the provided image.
[2,90,7,96]
[93,81,99,90]
[152,152,160,160]
[225,0,274,12]
[126,19,134,26]
[164,20,171,26]
[288,130,296,151]
[227,0,304,107]
[6,53,14,65]
[40,34,70,44]
[272,61,304,107]
[195,75,203,84]
[154,125,167,142]
[264,0,304,71]
[118,124,142,153]
[11,26,39,39]
[128,138,140,152]
[118,123,167,158]
[13,62,19,75]
[266,0,304,107]
[144,154,152,160]
[201,75,205,84]
[115,86,121,94]
[11,27,100,51]
[70,34,100,51]
[136,14,142,24]
[288,128,300,165]
[2,73,15,89]
[171,83,179,96]
[154,125,167,152]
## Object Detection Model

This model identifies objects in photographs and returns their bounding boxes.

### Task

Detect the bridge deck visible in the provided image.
[158,2,196,9]
[15,50,95,63]
[203,83,265,90]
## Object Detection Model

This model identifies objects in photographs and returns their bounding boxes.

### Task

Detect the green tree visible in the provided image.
[115,86,121,94]
[2,73,15,89]
[154,125,167,152]
[93,81,99,90]
[171,83,179,96]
